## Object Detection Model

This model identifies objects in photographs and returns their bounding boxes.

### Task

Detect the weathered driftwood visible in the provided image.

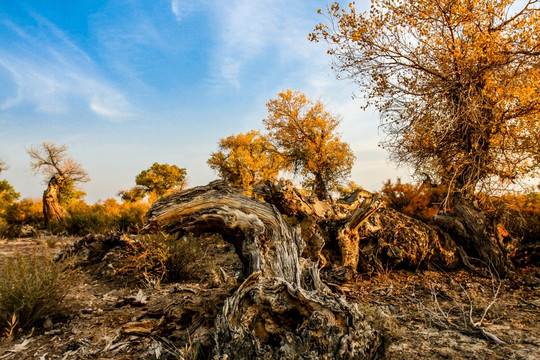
[143,181,384,359]
[255,180,459,274]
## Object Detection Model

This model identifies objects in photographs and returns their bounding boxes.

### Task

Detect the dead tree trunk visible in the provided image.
[433,194,512,276]
[143,181,384,359]
[254,180,459,275]
[43,174,67,226]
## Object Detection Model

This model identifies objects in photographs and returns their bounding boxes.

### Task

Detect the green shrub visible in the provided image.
[0,253,70,335]
[62,206,115,235]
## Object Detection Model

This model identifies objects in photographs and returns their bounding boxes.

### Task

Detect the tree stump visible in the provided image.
[143,181,384,359]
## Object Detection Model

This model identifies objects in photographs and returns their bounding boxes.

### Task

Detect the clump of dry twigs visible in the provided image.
[416,266,505,345]
[119,232,210,287]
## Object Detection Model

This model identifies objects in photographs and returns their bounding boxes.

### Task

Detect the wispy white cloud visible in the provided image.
[205,0,331,90]
[29,12,93,64]
[209,0,286,87]
[171,0,197,22]
[0,13,134,120]
[89,93,132,120]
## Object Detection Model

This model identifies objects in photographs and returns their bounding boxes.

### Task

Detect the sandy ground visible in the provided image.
[0,236,538,360]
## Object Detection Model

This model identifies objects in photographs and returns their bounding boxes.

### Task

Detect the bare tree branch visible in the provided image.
[26,141,89,184]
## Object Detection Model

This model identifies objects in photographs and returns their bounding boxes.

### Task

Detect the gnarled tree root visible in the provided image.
[143,181,383,359]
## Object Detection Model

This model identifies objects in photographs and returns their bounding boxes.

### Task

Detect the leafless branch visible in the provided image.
[26,141,89,184]
[0,159,8,173]
[416,270,505,345]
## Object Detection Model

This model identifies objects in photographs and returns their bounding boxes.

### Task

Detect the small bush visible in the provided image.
[117,202,149,233]
[0,253,70,335]
[51,199,150,236]
[379,178,448,223]
[2,198,43,227]
[63,206,115,235]
[488,191,540,245]
[120,233,208,286]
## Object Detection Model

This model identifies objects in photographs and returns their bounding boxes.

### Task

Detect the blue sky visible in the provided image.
[0,0,409,203]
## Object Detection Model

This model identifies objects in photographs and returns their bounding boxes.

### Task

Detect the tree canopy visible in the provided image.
[118,186,146,203]
[311,0,540,201]
[208,90,355,200]
[134,162,187,199]
[28,142,89,186]
[0,160,20,223]
[263,90,356,200]
[207,130,283,189]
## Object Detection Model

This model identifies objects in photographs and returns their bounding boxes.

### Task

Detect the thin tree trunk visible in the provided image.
[313,172,329,200]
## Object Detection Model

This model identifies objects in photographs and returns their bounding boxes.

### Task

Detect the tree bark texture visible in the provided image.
[43,174,67,226]
[143,181,384,359]
[254,180,459,275]
[433,195,513,276]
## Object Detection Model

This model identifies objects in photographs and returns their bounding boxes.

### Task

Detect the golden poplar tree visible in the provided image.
[311,0,540,274]
[264,90,356,200]
[312,0,539,199]
[207,130,283,189]
[136,163,187,201]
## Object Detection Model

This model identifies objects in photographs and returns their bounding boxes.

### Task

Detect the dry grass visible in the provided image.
[0,252,72,338]
[119,232,210,287]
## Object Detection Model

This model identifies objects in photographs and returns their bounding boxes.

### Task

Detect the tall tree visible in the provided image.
[134,162,187,200]
[207,130,284,189]
[311,0,540,273]
[263,90,356,200]
[27,142,89,225]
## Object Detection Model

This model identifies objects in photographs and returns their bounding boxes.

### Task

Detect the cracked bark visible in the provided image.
[143,181,384,359]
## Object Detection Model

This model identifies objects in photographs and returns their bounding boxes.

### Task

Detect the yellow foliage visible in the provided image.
[208,130,283,189]
[263,90,356,200]
[312,0,540,199]
[209,90,356,199]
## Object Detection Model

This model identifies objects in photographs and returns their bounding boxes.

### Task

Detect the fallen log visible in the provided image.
[254,180,460,274]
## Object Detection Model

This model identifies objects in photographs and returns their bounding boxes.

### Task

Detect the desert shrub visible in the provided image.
[379,178,448,223]
[120,232,208,286]
[117,202,149,233]
[0,253,70,335]
[481,190,540,246]
[51,199,150,236]
[0,180,20,227]
[62,204,116,235]
[2,198,43,226]
[0,198,43,238]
